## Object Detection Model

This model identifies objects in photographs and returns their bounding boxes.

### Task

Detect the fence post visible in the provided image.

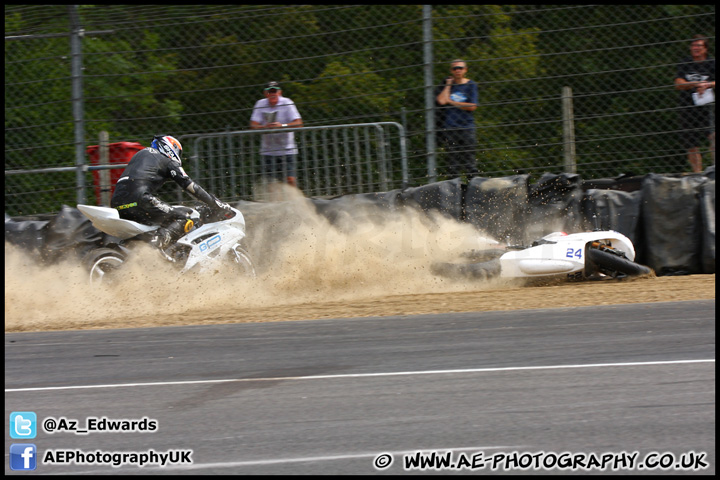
[69,5,87,205]
[562,86,577,174]
[99,131,110,206]
[423,5,437,183]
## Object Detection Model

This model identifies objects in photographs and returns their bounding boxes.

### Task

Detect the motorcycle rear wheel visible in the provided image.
[587,247,651,278]
[85,248,126,285]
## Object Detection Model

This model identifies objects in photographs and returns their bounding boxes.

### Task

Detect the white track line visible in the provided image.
[161,445,518,470]
[5,359,713,393]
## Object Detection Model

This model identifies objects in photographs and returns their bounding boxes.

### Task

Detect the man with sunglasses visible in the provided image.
[250,81,304,192]
[436,59,480,178]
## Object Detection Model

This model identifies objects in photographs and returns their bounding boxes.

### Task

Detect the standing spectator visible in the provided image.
[674,35,715,173]
[436,59,480,178]
[250,81,304,190]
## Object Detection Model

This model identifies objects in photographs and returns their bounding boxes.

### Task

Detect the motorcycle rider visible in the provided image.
[110,135,233,250]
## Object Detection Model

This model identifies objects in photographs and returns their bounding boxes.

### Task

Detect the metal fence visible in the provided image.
[179,122,407,202]
[5,5,716,216]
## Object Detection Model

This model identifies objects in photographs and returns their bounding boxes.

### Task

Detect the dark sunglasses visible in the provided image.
[452,66,466,71]
[265,87,280,92]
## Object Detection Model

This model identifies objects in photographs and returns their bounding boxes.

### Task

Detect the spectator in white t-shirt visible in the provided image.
[250,81,304,188]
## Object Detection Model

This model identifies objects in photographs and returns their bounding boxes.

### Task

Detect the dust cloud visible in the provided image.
[5,186,510,332]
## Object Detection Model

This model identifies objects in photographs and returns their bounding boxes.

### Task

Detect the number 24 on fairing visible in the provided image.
[566,248,582,259]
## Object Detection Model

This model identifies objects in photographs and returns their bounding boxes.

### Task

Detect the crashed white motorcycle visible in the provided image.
[77,204,255,285]
[431,230,652,281]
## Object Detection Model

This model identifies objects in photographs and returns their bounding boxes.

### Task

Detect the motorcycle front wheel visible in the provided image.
[230,244,257,278]
[84,248,126,285]
[587,247,652,278]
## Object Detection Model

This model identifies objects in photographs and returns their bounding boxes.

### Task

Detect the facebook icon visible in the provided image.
[10,444,37,471]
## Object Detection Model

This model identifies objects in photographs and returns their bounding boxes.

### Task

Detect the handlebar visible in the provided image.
[193,204,237,225]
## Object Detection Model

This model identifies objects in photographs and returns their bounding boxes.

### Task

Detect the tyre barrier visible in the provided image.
[5,169,715,276]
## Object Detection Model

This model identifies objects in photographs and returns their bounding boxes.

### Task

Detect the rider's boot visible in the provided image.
[150,218,191,251]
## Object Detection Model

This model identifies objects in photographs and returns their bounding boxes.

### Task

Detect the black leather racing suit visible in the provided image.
[110,147,230,243]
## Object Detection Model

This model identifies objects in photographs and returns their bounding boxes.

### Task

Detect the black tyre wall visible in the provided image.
[465,174,529,245]
[640,174,709,275]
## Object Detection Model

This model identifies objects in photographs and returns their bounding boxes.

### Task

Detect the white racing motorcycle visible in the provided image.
[77,204,256,285]
[431,230,652,281]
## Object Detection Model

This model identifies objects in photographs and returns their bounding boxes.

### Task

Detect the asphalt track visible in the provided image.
[4,300,715,475]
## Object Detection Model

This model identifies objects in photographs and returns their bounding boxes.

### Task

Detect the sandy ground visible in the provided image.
[5,188,715,333]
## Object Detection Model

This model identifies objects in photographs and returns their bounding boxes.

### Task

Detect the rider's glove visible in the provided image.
[212,200,235,219]
[220,209,236,219]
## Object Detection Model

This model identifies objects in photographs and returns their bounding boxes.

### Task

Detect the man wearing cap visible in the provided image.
[250,81,304,190]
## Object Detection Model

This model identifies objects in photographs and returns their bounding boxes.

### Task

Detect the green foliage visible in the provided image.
[294,57,402,124]
[4,4,716,215]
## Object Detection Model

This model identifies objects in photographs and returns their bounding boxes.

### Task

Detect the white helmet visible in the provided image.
[151,135,183,164]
